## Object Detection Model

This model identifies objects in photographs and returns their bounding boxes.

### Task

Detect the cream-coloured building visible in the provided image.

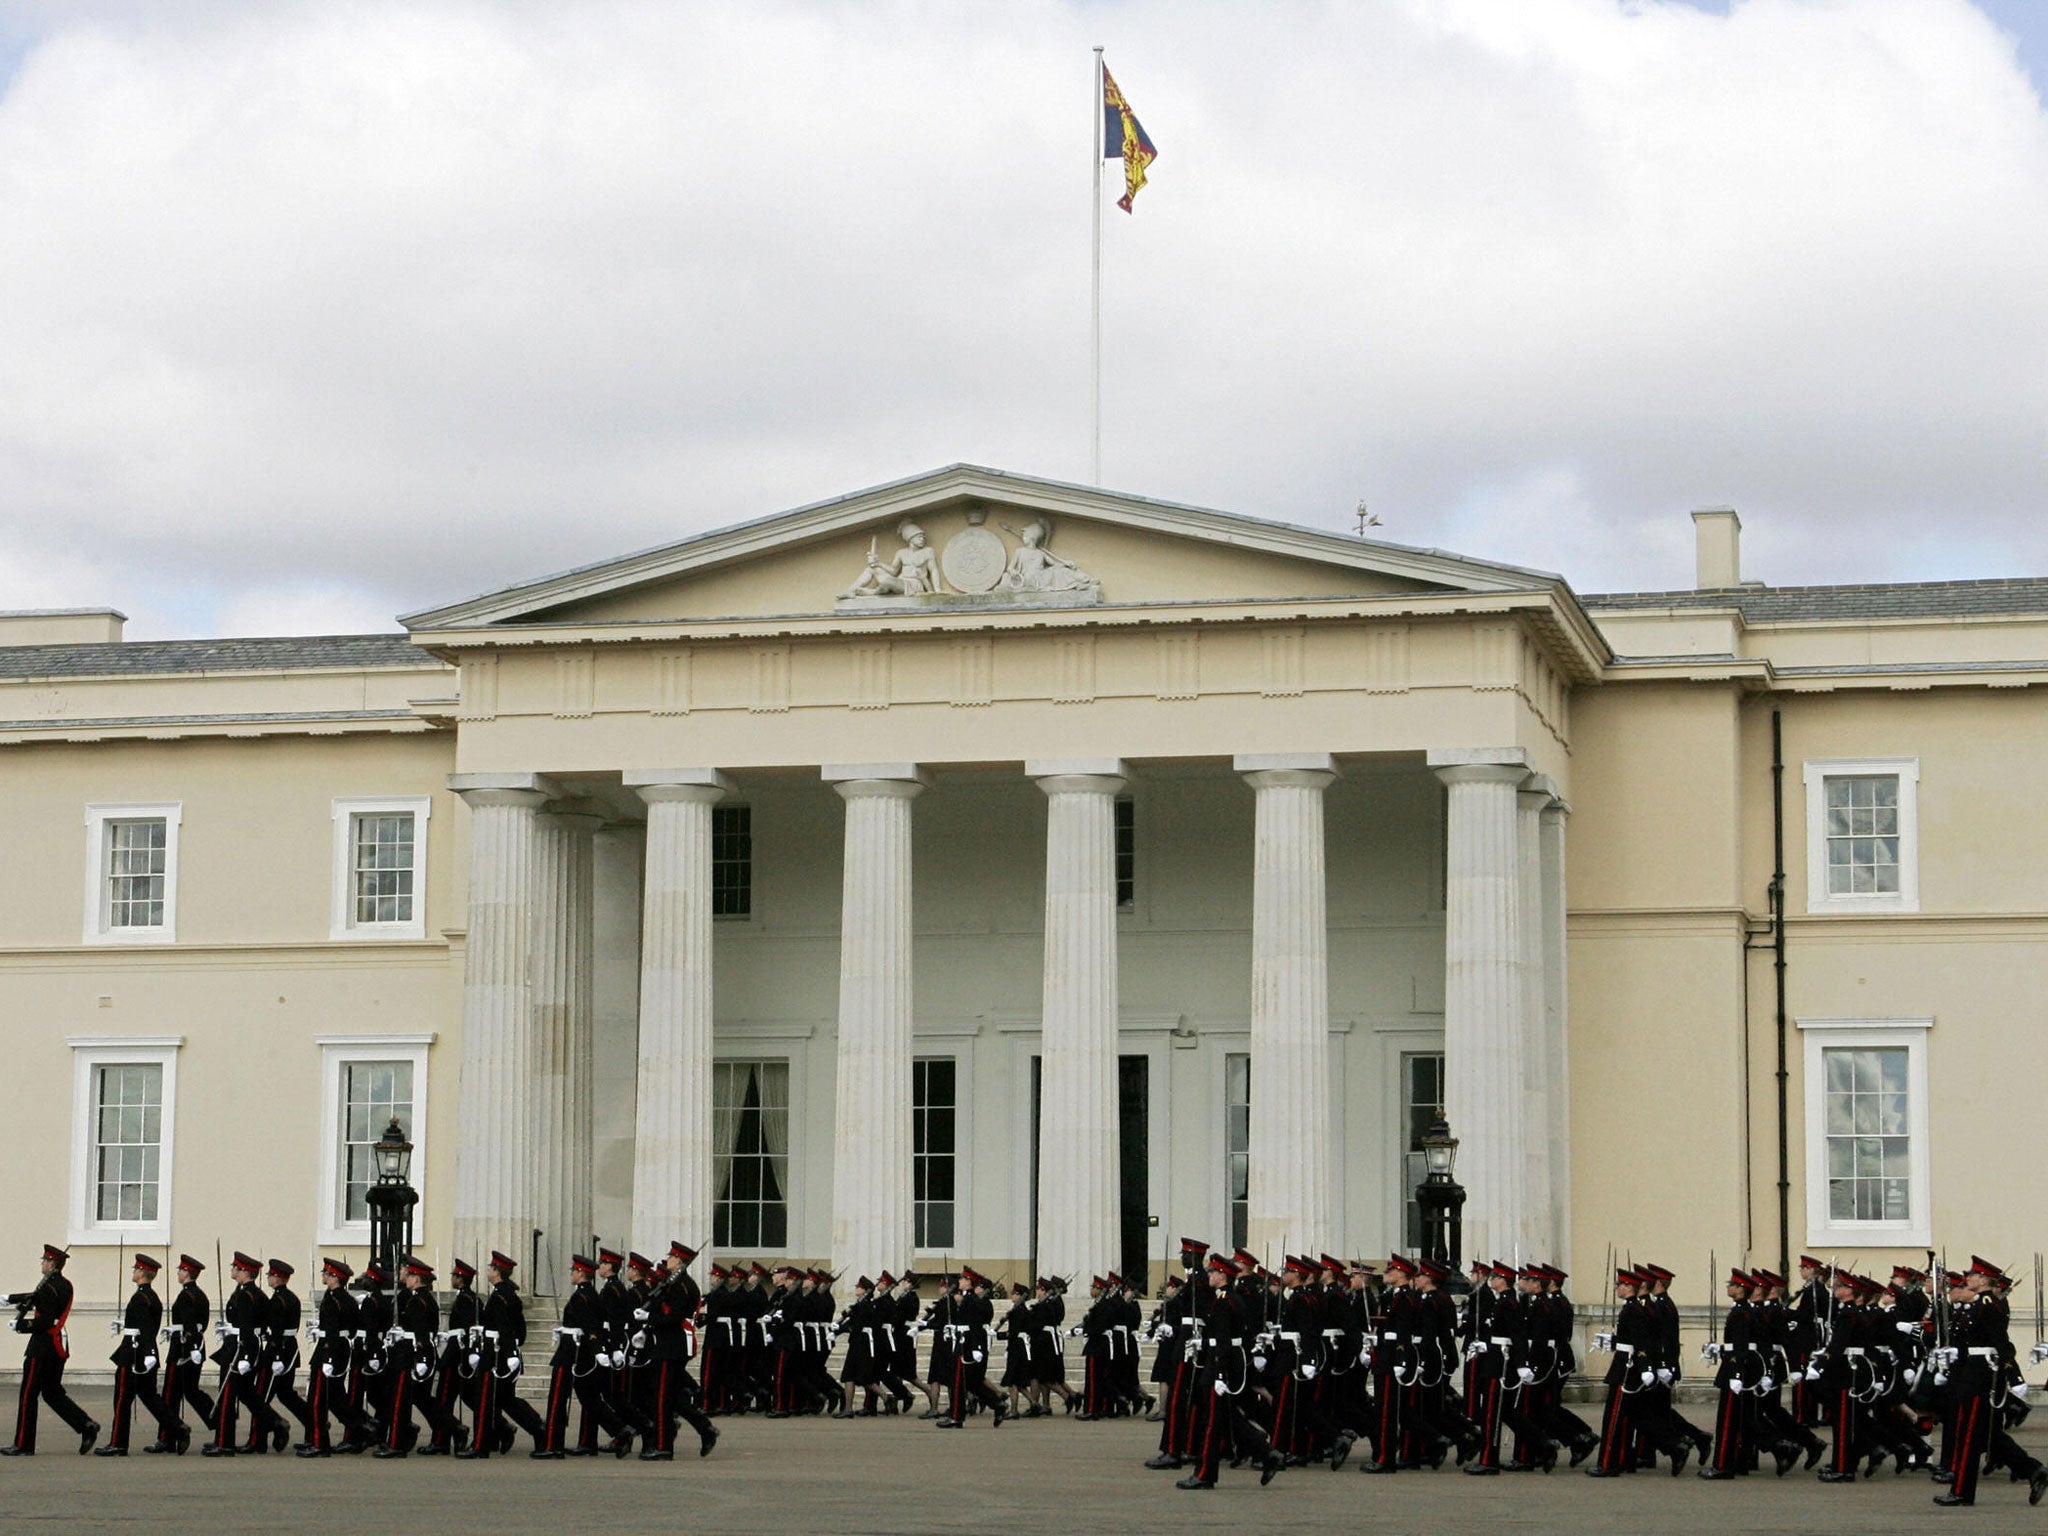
[4,466,2042,1341]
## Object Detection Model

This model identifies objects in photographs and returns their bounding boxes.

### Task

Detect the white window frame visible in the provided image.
[83,803,182,944]
[67,1036,182,1246]
[330,796,432,941]
[1799,1016,1932,1248]
[712,1054,796,1256]
[317,1034,434,1244]
[1803,758,1920,914]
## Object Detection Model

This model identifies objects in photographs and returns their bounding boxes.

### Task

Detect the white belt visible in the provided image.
[1967,1347,1998,1359]
[1490,1336,1511,1349]
[1615,1343,1635,1355]
[1322,1329,1346,1341]
[1280,1331,1302,1343]
[1410,1334,1425,1343]
[121,1328,141,1338]
[1379,1331,1398,1341]
[1844,1347,1865,1356]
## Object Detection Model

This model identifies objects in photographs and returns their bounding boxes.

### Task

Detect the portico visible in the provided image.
[408,468,1604,1283]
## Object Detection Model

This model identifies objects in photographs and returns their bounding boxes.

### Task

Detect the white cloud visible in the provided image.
[0,0,2044,634]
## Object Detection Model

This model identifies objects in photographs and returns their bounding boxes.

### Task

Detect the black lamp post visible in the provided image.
[1414,1114,1468,1292]
[362,1116,417,1284]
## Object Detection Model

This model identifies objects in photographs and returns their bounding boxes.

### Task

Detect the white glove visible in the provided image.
[1804,1364,1822,1381]
[321,1363,336,1377]
[970,1351,984,1365]
[595,1352,612,1368]
[1517,1366,1535,1384]
[1302,1364,1317,1380]
[467,1353,481,1368]
[1935,1373,1948,1387]
[413,1359,431,1380]
[108,1319,122,1335]
[631,1333,648,1350]
[1213,1379,1229,1397]
[1655,1368,1673,1385]
[505,1354,522,1374]
[1729,1379,1745,1395]
[1465,1342,1485,1361]
[1251,1354,1268,1372]
[1361,1350,1375,1370]
[1639,1369,1655,1387]
[2016,1383,2032,1400]
[1702,1342,1721,1360]
[1896,1321,1918,1335]
[634,1308,649,1321]
[235,1358,252,1375]
[1759,1375,1774,1392]
[141,1356,157,1373]
[189,1349,204,1366]
[1156,1325,1173,1339]
[1067,1326,1084,1337]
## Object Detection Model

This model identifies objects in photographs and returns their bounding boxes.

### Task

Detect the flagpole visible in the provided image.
[1091,44,1104,486]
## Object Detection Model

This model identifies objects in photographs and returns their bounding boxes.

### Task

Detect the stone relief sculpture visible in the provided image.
[837,511,1101,606]
[998,517,1101,596]
[839,520,946,599]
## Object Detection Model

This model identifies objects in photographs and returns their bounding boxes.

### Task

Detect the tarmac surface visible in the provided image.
[4,1387,2048,1535]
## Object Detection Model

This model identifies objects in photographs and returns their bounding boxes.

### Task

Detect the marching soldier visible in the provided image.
[1175,1249,1282,1490]
[203,1252,264,1457]
[379,1255,468,1458]
[1145,1249,1200,1462]
[148,1254,212,1453]
[916,1271,958,1419]
[1029,1274,1076,1416]
[240,1259,299,1454]
[1750,1267,1826,1472]
[1812,1268,1866,1482]
[532,1254,631,1458]
[939,1268,1008,1428]
[347,1259,395,1448]
[699,1264,739,1413]
[425,1258,481,1454]
[1789,1255,1833,1425]
[3,1243,98,1457]
[638,1240,718,1459]
[297,1256,368,1456]
[458,1250,546,1458]
[1524,1265,1599,1467]
[97,1252,172,1456]
[1587,1264,1694,1476]
[1076,1275,1114,1418]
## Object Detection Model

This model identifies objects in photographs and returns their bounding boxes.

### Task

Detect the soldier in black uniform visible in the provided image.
[1788,1255,1833,1426]
[639,1240,718,1459]
[426,1258,480,1454]
[939,1268,1008,1428]
[700,1264,740,1413]
[1076,1275,1115,1418]
[98,1252,171,1455]
[297,1256,369,1456]
[379,1255,468,1458]
[3,1242,98,1457]
[238,1259,298,1453]
[1587,1265,1692,1476]
[148,1254,213,1453]
[916,1272,958,1419]
[533,1253,629,1458]
[579,1248,645,1453]
[1749,1267,1825,1471]
[1029,1274,1075,1416]
[1144,1262,1193,1454]
[1812,1268,1865,1482]
[348,1259,395,1449]
[202,1252,264,1456]
[1176,1250,1283,1490]
[458,1251,547,1458]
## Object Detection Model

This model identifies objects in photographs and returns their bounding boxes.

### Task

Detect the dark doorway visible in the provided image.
[1027,1053,1151,1290]
[1118,1054,1150,1290]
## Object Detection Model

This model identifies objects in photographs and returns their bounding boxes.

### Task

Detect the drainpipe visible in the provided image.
[1771,709,1790,1279]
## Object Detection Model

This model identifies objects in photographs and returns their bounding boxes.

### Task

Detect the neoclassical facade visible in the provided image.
[5,467,2046,1329]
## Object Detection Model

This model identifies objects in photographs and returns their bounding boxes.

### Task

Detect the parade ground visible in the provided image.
[6,1391,2048,1536]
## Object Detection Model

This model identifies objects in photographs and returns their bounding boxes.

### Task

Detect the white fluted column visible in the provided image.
[1428,750,1528,1265]
[1515,779,1553,1260]
[1028,759,1126,1281]
[823,764,926,1282]
[532,807,600,1281]
[449,772,555,1269]
[625,769,731,1255]
[1236,753,1338,1261]
[1539,794,1573,1268]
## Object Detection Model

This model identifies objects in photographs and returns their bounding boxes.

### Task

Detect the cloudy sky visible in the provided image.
[1,0,2045,638]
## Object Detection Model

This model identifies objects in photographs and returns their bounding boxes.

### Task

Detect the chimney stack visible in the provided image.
[1692,507,1741,590]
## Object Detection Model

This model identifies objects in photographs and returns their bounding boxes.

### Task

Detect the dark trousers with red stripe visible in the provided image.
[107,1362,172,1450]
[385,1355,462,1451]
[237,1364,290,1451]
[1369,1368,1402,1467]
[1708,1382,1748,1472]
[303,1362,368,1451]
[643,1358,715,1451]
[1595,1384,1634,1472]
[156,1351,214,1442]
[1948,1380,1992,1503]
[12,1347,94,1452]
[1082,1353,1109,1416]
[1828,1385,1859,1475]
[949,1354,1003,1420]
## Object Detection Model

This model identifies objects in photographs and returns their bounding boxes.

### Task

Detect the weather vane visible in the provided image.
[1355,500,1381,536]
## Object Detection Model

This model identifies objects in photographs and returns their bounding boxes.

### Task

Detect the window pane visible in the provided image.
[340,1059,414,1226]
[715,1058,789,1251]
[712,805,753,918]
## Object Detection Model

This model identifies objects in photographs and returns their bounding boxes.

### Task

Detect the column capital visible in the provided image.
[1233,752,1338,775]
[449,771,557,809]
[624,767,734,796]
[1027,757,1127,781]
[1426,746,1529,770]
[1540,797,1573,823]
[821,762,929,785]
[1432,761,1527,789]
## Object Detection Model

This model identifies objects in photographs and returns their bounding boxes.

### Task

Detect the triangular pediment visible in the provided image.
[402,466,1559,632]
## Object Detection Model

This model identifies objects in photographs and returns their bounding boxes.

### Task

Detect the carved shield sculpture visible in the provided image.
[941,520,1008,594]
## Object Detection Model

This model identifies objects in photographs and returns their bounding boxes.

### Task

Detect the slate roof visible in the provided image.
[1585,578,2048,623]
[0,634,441,681]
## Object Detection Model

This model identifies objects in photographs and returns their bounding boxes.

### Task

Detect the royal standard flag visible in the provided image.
[1102,65,1157,213]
